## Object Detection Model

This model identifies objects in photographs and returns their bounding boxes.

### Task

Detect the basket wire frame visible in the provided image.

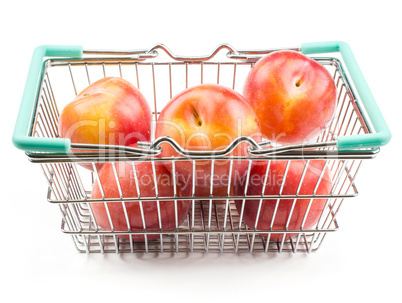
[30,46,370,254]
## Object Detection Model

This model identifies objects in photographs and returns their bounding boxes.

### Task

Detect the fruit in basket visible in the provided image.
[58,77,152,171]
[233,160,332,241]
[179,180,230,204]
[155,84,262,190]
[90,159,191,241]
[243,51,336,145]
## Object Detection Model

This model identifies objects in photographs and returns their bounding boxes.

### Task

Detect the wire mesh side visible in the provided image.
[46,157,351,253]
[30,53,372,254]
[42,57,372,145]
[61,200,335,254]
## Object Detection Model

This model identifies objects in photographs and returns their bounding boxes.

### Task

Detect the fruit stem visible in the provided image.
[190,104,202,127]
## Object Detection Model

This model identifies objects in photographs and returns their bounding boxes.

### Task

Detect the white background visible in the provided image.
[1,1,401,302]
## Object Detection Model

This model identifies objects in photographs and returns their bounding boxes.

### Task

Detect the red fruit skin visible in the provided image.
[234,160,332,241]
[243,51,336,145]
[155,84,262,191]
[178,178,230,204]
[58,77,152,171]
[90,161,191,241]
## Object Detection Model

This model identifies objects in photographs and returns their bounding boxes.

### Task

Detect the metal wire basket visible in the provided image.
[13,42,391,254]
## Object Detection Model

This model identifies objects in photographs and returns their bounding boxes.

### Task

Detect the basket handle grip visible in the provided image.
[12,45,82,153]
[301,41,391,151]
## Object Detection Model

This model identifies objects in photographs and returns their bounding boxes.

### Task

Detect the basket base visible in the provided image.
[68,231,330,254]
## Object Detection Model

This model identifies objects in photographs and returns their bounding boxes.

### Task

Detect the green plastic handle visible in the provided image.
[301,41,391,151]
[12,45,83,153]
[14,42,390,153]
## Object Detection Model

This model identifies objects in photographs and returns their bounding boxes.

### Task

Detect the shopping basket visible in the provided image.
[13,41,391,253]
